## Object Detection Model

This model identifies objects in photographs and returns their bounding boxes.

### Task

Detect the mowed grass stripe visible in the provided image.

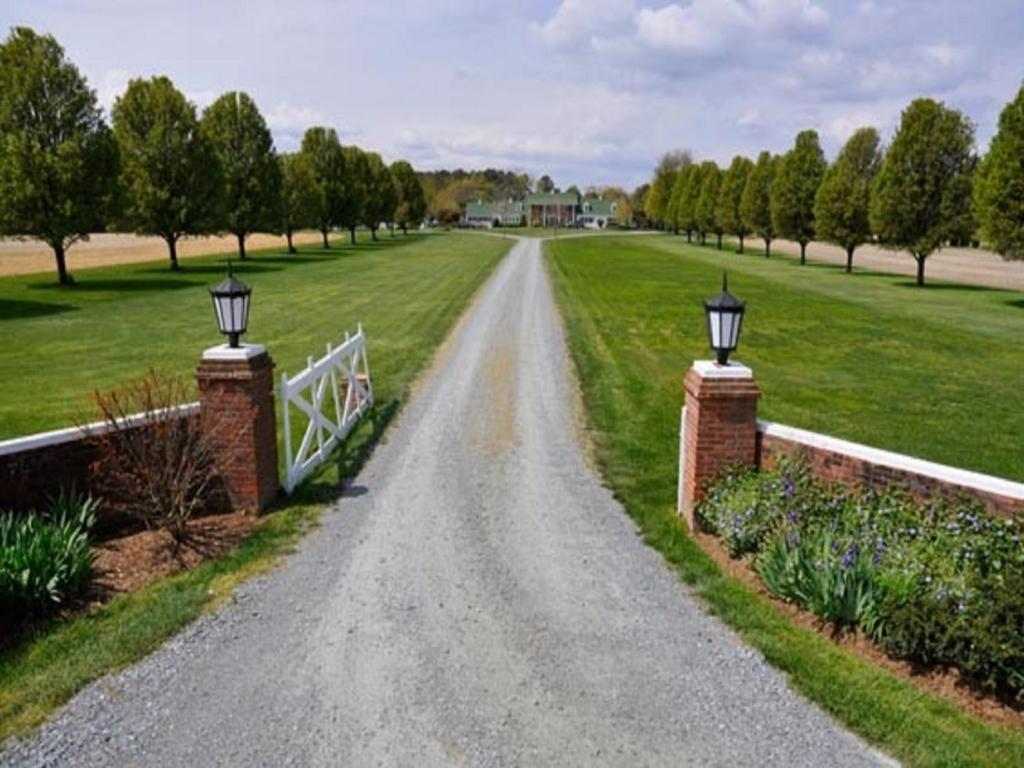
[547,235,1024,767]
[0,232,507,440]
[0,231,510,743]
[550,234,1023,482]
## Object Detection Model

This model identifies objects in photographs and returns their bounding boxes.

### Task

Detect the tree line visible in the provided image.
[644,87,1024,286]
[0,27,427,284]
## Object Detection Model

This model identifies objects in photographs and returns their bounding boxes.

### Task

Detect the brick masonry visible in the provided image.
[757,427,1024,519]
[196,350,280,514]
[680,364,761,531]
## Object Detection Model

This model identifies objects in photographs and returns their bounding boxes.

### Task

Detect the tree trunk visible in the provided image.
[799,241,806,265]
[53,242,71,285]
[845,245,854,273]
[167,236,180,271]
[686,230,692,243]
[765,238,771,258]
[739,234,745,254]
[321,228,330,249]
[286,228,295,254]
[716,233,722,250]
[402,223,408,235]
[237,232,247,260]
[371,226,378,242]
[916,254,926,286]
[349,227,357,245]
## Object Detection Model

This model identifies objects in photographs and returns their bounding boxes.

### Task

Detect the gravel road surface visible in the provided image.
[2,238,893,767]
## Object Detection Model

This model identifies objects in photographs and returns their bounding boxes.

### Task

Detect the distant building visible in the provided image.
[464,192,618,229]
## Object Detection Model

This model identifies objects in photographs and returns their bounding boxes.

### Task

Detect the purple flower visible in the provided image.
[782,476,795,498]
[841,542,859,569]
[786,508,799,523]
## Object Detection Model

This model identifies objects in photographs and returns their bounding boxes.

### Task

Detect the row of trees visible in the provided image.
[645,87,1024,285]
[0,27,426,284]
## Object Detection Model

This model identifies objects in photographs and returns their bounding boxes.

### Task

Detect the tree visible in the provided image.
[974,84,1024,260]
[631,184,650,229]
[0,27,120,285]
[391,160,425,234]
[814,127,881,272]
[645,150,692,229]
[677,163,706,243]
[771,130,827,265]
[871,98,975,286]
[300,127,345,248]
[665,167,687,234]
[695,162,723,247]
[112,76,221,271]
[339,145,366,244]
[536,174,555,193]
[278,152,321,253]
[741,151,778,257]
[716,155,754,253]
[200,92,280,260]
[362,151,397,240]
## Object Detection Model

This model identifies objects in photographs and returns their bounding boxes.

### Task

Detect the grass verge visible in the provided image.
[547,235,1024,767]
[0,232,510,743]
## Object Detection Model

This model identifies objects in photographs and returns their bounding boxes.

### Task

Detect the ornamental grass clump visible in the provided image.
[0,490,98,620]
[697,459,1024,702]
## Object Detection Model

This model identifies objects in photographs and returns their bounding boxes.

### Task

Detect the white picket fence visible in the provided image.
[280,326,373,493]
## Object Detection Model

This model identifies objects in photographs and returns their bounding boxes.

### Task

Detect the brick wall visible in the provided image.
[0,406,200,534]
[756,420,1024,518]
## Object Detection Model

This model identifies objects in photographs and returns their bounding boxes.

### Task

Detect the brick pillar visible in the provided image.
[196,344,279,513]
[680,361,760,531]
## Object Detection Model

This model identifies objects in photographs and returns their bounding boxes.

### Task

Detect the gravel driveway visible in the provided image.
[2,238,893,767]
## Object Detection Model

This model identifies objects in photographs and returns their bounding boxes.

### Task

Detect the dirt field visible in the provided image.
[734,236,1024,291]
[0,231,325,278]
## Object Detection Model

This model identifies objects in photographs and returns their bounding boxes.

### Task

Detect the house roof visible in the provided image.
[581,198,616,216]
[523,192,580,206]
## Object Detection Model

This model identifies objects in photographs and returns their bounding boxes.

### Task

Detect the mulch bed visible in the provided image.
[692,529,1024,731]
[0,513,257,650]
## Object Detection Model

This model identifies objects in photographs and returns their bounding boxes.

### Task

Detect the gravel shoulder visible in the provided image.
[2,238,893,767]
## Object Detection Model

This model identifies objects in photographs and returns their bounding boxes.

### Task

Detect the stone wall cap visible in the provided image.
[692,360,753,380]
[202,343,267,361]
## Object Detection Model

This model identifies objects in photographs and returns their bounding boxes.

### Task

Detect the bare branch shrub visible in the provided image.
[91,370,214,544]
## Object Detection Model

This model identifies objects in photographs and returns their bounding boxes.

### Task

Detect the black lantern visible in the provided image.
[703,272,745,365]
[209,261,251,348]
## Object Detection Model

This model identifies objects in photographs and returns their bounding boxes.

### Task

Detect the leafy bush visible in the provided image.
[699,459,1024,701]
[0,491,98,619]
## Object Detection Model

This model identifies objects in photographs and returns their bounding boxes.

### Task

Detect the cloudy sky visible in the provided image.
[5,1,1022,189]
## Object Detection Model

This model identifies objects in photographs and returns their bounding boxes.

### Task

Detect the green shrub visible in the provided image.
[0,491,98,619]
[701,459,1024,701]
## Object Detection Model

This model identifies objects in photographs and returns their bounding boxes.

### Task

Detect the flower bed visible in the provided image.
[697,459,1024,703]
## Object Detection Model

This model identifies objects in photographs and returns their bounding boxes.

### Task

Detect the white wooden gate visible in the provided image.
[280,326,373,493]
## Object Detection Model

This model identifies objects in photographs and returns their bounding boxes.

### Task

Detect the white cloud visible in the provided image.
[536,0,635,48]
[96,68,132,113]
[264,102,328,133]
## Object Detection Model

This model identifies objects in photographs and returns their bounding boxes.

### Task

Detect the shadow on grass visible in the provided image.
[891,279,1010,293]
[1007,298,1024,309]
[0,299,76,321]
[137,262,284,277]
[26,278,198,293]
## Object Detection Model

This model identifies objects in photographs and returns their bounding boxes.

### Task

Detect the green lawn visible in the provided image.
[0,231,507,440]
[0,230,509,743]
[548,234,1024,767]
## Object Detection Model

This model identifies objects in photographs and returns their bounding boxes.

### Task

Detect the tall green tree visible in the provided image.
[974,84,1024,260]
[390,160,426,234]
[0,27,120,285]
[200,91,281,259]
[677,163,706,243]
[536,175,555,193]
[716,155,754,252]
[363,151,397,240]
[278,151,321,253]
[112,76,221,271]
[645,150,691,229]
[871,98,975,286]
[814,127,882,273]
[740,151,778,257]
[339,145,366,244]
[771,130,827,265]
[695,162,723,247]
[665,165,690,235]
[300,126,345,248]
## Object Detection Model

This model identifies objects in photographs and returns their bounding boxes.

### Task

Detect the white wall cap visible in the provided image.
[0,403,200,457]
[202,343,267,361]
[757,419,1024,502]
[692,360,753,379]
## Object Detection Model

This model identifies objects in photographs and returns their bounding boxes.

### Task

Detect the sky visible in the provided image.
[4,0,1023,190]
